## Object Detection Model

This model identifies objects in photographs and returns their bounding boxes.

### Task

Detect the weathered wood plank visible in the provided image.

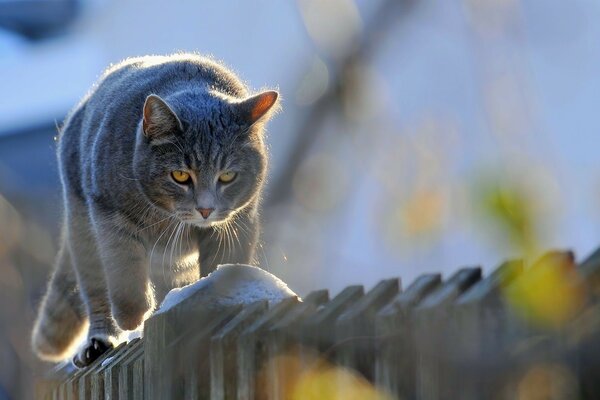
[237,297,300,400]
[183,306,241,399]
[452,260,523,400]
[77,343,124,400]
[335,279,400,381]
[65,363,88,400]
[265,290,329,399]
[145,297,241,399]
[90,341,135,400]
[210,301,269,400]
[414,267,482,400]
[300,285,364,352]
[102,338,142,400]
[576,247,600,399]
[375,273,442,399]
[132,355,144,400]
[118,344,144,400]
[579,246,600,285]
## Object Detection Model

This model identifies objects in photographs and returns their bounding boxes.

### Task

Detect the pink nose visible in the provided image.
[197,208,214,219]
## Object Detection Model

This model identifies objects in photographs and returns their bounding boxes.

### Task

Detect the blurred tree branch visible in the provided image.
[264,0,415,213]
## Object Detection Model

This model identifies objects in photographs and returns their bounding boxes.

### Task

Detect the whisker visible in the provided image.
[230,220,242,250]
[157,220,179,286]
[169,222,183,273]
[211,225,224,267]
[259,243,269,271]
[149,217,176,271]
[135,215,172,235]
[225,220,234,262]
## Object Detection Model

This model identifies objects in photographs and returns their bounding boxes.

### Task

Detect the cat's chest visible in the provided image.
[144,225,200,289]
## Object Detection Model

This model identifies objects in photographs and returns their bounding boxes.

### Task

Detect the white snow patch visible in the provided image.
[101,356,115,368]
[126,329,143,341]
[157,264,298,314]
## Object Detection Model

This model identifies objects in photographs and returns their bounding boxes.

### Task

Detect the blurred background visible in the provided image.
[1,0,599,397]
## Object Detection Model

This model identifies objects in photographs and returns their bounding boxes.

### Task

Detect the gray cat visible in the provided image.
[31,54,279,367]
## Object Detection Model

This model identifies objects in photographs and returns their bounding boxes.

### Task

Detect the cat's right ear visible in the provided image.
[142,95,183,140]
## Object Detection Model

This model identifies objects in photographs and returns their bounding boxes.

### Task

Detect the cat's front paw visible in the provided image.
[72,337,113,368]
[112,295,154,331]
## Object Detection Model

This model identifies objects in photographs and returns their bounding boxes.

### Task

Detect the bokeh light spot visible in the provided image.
[292,153,349,213]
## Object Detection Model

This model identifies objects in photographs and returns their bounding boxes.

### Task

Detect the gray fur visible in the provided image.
[31,54,279,365]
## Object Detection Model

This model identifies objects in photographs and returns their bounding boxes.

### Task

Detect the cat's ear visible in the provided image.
[142,95,183,139]
[235,91,280,127]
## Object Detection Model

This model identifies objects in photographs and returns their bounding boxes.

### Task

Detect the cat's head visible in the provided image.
[133,89,279,227]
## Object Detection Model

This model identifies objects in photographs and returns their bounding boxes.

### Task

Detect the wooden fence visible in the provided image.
[37,248,600,399]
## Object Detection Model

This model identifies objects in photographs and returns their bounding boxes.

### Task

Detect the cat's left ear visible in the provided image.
[235,90,280,127]
[142,94,183,139]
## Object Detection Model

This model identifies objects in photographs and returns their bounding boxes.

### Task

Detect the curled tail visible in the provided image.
[32,242,87,361]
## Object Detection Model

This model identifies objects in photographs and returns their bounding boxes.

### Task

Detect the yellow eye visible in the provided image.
[218,171,237,183]
[171,170,191,184]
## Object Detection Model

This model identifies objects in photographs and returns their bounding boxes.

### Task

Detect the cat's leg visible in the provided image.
[198,207,259,276]
[90,205,155,331]
[67,197,122,367]
[31,232,87,361]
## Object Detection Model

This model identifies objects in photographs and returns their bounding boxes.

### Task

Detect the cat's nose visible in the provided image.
[197,208,214,219]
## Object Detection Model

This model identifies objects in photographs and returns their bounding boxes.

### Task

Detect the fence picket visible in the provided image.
[375,273,442,399]
[335,279,400,382]
[210,301,269,400]
[414,267,482,400]
[36,253,600,400]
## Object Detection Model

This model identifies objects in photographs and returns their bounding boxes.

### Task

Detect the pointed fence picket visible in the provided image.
[37,249,600,399]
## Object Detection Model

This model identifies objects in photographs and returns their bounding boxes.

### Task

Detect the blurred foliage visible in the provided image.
[517,363,579,400]
[258,348,393,400]
[473,177,539,255]
[471,175,585,329]
[505,252,586,329]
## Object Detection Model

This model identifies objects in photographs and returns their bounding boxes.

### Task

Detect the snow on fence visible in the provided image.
[37,249,600,399]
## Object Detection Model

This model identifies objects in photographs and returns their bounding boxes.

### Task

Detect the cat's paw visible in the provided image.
[72,337,113,368]
[112,296,154,331]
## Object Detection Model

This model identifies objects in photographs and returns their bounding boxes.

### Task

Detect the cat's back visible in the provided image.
[93,54,249,106]
[62,54,249,145]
